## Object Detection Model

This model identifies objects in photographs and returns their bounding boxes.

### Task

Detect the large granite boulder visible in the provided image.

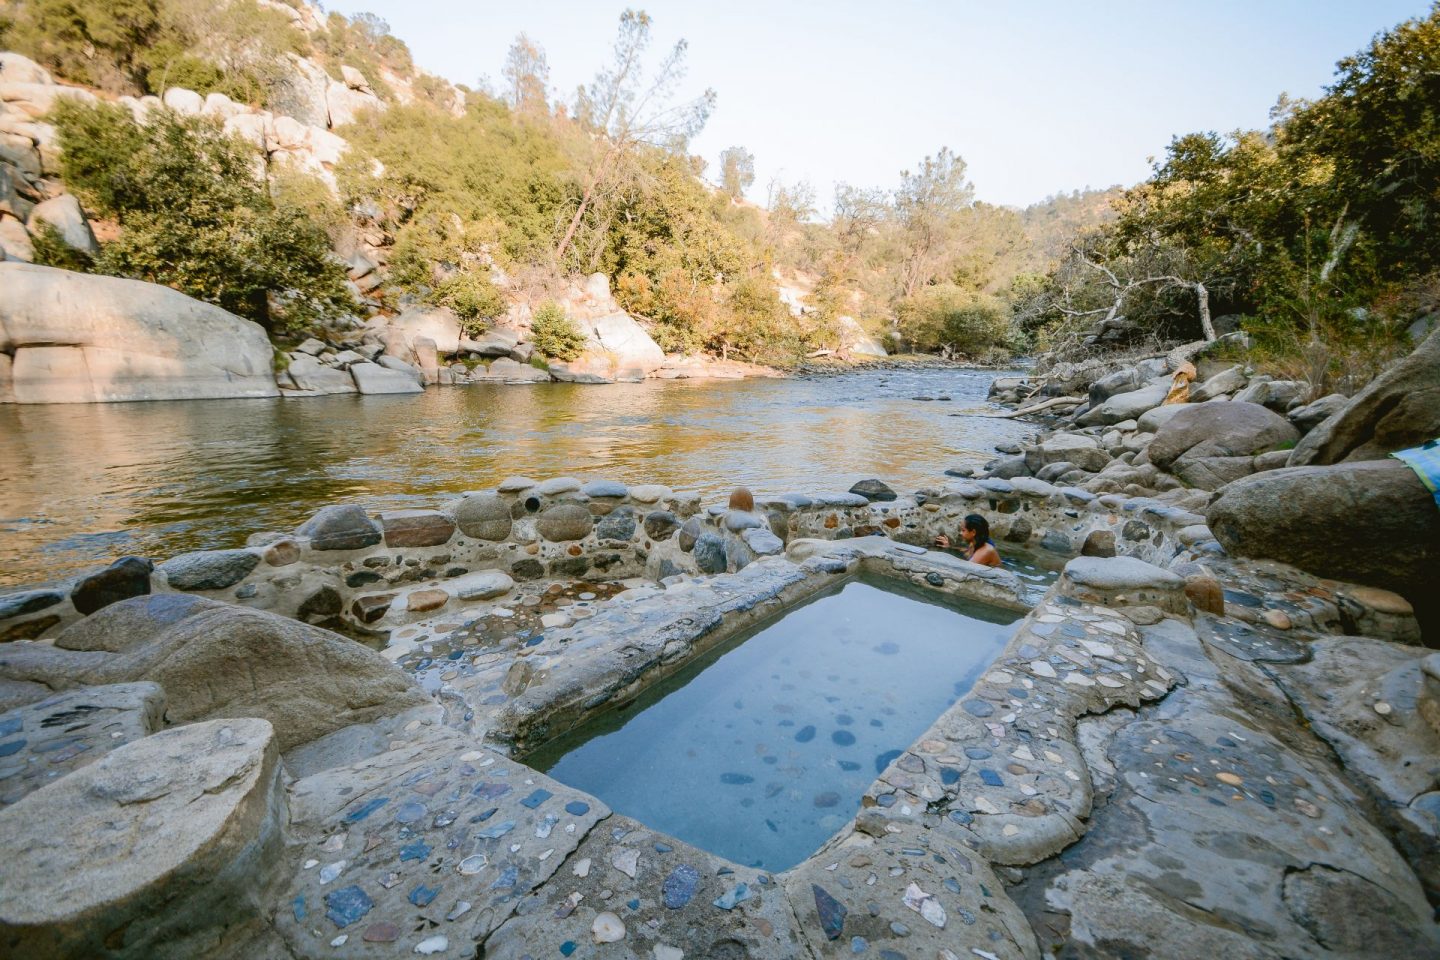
[0,718,285,959]
[285,354,355,394]
[1076,377,1170,426]
[348,360,423,394]
[0,594,428,749]
[1208,460,1440,600]
[549,311,664,383]
[1290,326,1440,465]
[0,263,279,403]
[26,194,97,257]
[1148,401,1298,488]
[391,306,462,355]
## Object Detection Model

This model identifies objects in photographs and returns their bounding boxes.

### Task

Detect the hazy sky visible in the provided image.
[325,1,1428,209]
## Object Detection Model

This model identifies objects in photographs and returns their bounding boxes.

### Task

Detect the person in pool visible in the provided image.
[934,513,1002,567]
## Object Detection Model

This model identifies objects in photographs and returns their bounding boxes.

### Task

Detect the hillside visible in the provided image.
[0,0,1124,389]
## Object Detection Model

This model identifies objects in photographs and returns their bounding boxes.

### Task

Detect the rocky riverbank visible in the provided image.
[0,488,1435,957]
[1,334,1437,957]
[978,328,1440,638]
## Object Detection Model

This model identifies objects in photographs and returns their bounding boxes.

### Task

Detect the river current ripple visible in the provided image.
[0,368,1036,588]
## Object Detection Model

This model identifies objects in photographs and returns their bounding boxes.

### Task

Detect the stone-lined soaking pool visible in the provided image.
[525,575,1022,872]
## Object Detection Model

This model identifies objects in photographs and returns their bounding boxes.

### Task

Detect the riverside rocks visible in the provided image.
[0,594,428,749]
[69,556,152,615]
[0,718,285,960]
[1208,460,1440,601]
[0,468,1435,957]
[1146,400,1298,488]
[0,263,280,403]
[1290,324,1440,465]
[1076,377,1170,426]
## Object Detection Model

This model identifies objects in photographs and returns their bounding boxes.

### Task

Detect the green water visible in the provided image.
[526,575,1020,872]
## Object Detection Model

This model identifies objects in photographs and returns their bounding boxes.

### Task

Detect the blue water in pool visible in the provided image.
[526,576,1021,871]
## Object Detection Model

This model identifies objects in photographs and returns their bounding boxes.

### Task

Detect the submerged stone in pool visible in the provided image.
[526,576,1019,871]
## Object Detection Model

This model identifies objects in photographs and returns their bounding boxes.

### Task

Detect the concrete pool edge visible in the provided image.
[456,541,1030,758]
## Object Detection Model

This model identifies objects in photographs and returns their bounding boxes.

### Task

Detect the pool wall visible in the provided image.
[8,470,1361,646]
[449,542,1029,757]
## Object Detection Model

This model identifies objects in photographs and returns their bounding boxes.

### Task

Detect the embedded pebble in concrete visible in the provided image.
[0,682,164,805]
[481,815,804,959]
[275,730,610,956]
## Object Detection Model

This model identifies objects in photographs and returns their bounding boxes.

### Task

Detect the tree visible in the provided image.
[894,147,974,298]
[52,100,354,333]
[555,9,716,262]
[502,33,550,116]
[718,146,754,199]
[530,301,587,360]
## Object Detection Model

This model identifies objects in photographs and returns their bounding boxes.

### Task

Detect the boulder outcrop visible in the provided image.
[1207,459,1440,600]
[0,263,280,403]
[0,717,286,959]
[1147,400,1298,488]
[1290,326,1440,465]
[0,594,427,749]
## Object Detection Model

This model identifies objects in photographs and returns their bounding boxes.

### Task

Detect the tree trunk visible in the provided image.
[1193,281,1216,341]
[556,146,619,261]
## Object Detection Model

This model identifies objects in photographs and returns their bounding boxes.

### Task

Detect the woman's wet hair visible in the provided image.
[962,513,991,547]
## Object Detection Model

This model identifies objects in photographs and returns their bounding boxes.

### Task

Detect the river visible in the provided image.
[0,368,1034,588]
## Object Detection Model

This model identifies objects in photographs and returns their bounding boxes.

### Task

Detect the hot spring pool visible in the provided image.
[525,575,1022,871]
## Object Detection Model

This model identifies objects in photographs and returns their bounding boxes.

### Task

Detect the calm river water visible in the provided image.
[0,368,1034,588]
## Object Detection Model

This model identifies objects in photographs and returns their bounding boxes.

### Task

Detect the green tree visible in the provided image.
[557,9,716,262]
[896,284,1011,357]
[52,100,354,333]
[894,146,974,298]
[718,146,754,200]
[502,33,550,115]
[529,301,586,360]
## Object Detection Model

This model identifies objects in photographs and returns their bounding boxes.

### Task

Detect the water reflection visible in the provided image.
[0,369,1035,587]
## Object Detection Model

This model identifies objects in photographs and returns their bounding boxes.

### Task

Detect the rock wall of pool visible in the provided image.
[3,478,1436,959]
[522,573,1022,872]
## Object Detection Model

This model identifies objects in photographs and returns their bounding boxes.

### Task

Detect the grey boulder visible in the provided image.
[1207,459,1440,600]
[1148,401,1298,487]
[1077,378,1171,426]
[1290,326,1440,465]
[158,549,260,591]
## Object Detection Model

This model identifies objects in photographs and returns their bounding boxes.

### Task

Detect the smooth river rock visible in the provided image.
[1148,401,1298,483]
[14,595,429,750]
[296,504,382,551]
[1207,459,1440,601]
[454,494,513,541]
[158,549,260,591]
[0,718,285,959]
[0,262,279,404]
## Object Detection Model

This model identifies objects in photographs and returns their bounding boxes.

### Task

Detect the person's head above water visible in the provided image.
[961,513,991,546]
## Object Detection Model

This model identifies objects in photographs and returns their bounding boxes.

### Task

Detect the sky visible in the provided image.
[325,0,1431,210]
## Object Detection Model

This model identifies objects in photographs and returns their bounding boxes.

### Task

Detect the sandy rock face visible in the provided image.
[0,718,286,959]
[0,262,279,403]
